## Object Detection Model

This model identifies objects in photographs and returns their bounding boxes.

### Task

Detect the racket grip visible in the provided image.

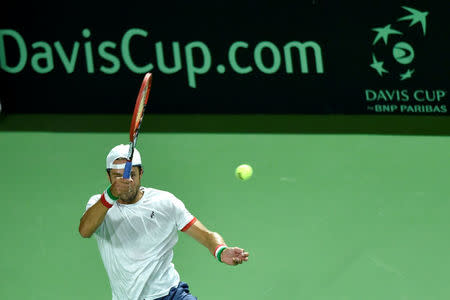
[123,160,132,179]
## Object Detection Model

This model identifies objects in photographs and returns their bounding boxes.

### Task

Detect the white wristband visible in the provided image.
[214,245,227,262]
[104,186,119,204]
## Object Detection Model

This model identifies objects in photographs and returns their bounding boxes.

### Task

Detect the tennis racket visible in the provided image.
[123,72,153,179]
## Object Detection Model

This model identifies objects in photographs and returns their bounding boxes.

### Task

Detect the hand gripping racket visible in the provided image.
[123,73,152,179]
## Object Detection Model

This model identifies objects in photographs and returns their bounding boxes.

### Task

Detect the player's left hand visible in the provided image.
[221,247,249,266]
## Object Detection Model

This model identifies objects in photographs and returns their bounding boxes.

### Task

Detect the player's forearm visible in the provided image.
[184,220,229,256]
[79,200,109,238]
[202,231,227,255]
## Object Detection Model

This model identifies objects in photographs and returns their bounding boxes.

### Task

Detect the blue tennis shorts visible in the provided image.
[155,282,197,300]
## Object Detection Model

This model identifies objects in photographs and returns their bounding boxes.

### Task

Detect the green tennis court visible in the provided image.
[1,117,449,299]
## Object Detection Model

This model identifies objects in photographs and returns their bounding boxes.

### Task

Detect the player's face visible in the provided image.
[108,159,143,203]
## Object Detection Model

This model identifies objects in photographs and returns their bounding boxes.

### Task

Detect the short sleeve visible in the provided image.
[168,195,196,231]
[86,194,102,211]
[84,194,104,236]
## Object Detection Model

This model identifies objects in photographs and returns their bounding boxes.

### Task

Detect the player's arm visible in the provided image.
[79,200,109,238]
[183,219,249,266]
[79,178,131,238]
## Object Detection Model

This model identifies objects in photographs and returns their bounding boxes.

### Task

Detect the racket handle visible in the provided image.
[123,160,132,179]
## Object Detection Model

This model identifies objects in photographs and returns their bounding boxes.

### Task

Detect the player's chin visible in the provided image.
[123,190,139,202]
[120,193,133,203]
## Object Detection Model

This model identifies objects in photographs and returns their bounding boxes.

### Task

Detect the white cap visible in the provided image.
[106,144,142,169]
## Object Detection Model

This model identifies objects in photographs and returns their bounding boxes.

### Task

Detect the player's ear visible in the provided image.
[106,169,113,183]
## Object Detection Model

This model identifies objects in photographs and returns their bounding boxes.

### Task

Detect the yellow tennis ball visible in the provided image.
[235,164,253,181]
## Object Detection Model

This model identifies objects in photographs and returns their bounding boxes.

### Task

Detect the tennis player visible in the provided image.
[79,144,249,300]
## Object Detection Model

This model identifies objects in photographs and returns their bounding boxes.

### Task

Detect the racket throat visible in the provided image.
[127,142,135,161]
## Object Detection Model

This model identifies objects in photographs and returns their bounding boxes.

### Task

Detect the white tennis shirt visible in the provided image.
[85,187,196,300]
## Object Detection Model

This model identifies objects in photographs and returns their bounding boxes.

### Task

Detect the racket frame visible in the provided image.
[123,73,152,179]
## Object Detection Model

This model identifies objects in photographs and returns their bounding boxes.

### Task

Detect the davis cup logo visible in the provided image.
[370,6,428,80]
[365,5,448,114]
